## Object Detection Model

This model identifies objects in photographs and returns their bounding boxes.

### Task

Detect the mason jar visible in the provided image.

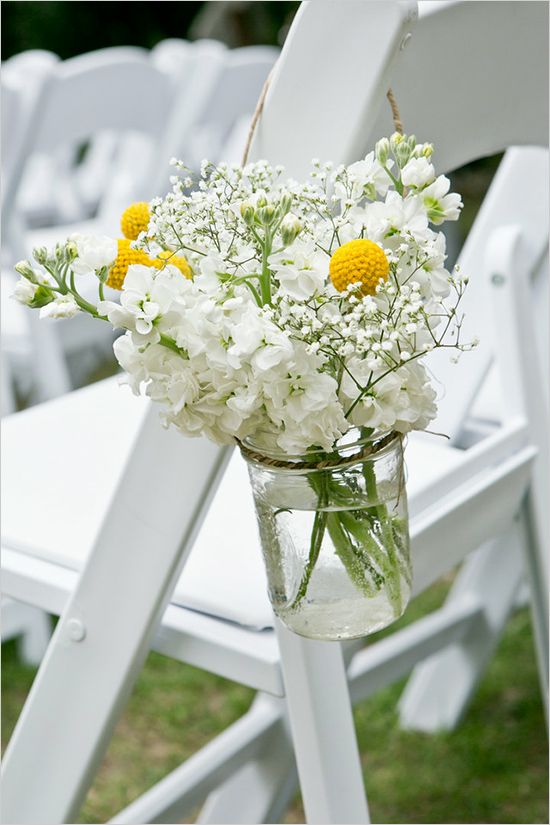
[240,428,411,641]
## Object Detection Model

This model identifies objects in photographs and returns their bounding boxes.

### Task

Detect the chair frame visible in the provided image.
[2,3,548,823]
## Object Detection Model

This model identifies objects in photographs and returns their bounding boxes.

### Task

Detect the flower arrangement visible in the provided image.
[13,132,475,638]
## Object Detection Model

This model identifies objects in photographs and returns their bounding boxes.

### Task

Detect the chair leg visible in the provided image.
[197,702,297,824]
[398,526,524,732]
[1,599,51,666]
[275,619,370,825]
[18,607,52,667]
[521,490,549,724]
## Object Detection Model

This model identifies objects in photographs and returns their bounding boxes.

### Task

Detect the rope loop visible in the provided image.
[241,65,404,167]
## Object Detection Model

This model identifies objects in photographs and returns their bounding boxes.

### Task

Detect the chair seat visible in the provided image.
[1,377,465,630]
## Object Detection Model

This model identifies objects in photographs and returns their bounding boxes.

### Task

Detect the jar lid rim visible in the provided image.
[239,427,401,468]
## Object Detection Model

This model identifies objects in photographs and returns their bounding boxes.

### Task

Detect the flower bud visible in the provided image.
[65,240,79,261]
[422,143,434,158]
[375,137,390,165]
[278,191,293,215]
[394,141,412,168]
[240,201,254,226]
[280,213,302,245]
[255,192,267,209]
[15,260,38,282]
[257,205,276,225]
[32,246,48,265]
[390,132,404,150]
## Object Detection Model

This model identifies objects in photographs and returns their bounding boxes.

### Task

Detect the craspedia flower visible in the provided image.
[106,241,192,289]
[121,202,150,240]
[329,239,389,295]
[106,239,157,290]
[155,249,192,279]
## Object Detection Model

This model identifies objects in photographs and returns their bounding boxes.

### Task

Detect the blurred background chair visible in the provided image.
[1,2,548,823]
[1,40,278,406]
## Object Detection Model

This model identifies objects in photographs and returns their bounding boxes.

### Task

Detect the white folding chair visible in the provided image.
[1,2,548,824]
[1,58,72,402]
[2,48,185,401]
[150,42,279,192]
[1,50,63,235]
[181,45,279,172]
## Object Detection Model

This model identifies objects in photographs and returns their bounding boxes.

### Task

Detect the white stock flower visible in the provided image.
[420,176,462,224]
[39,294,80,319]
[12,278,38,305]
[363,191,430,244]
[99,264,185,343]
[269,242,327,300]
[401,156,435,189]
[337,152,392,202]
[71,234,117,276]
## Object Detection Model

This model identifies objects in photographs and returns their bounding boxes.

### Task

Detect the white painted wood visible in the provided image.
[2,546,284,695]
[249,0,417,178]
[1,349,16,415]
[196,728,296,825]
[1,410,231,824]
[401,216,548,730]
[411,446,536,595]
[109,695,283,825]
[365,1,548,171]
[2,3,549,822]
[428,148,549,441]
[348,600,484,704]
[0,598,51,666]
[275,621,370,825]
[1,377,465,628]
[399,529,525,731]
[181,45,279,172]
[485,225,549,716]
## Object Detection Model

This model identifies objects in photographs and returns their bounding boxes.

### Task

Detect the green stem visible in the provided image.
[382,164,404,196]
[326,513,379,597]
[158,332,187,355]
[362,462,403,616]
[259,229,272,305]
[289,473,329,609]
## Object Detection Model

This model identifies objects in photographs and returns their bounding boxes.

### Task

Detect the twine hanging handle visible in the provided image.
[386,88,403,135]
[241,66,277,167]
[241,62,404,167]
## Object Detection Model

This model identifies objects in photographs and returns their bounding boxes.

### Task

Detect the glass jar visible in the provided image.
[240,428,411,641]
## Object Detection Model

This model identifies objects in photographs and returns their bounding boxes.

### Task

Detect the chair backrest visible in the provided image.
[156,44,279,178]
[4,48,180,242]
[1,49,59,84]
[1,67,53,255]
[250,0,549,442]
[31,50,176,150]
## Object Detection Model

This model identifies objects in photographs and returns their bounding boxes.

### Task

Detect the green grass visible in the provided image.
[2,581,547,824]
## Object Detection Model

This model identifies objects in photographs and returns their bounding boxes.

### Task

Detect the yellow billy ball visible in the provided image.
[329,239,389,295]
[106,240,192,290]
[120,202,150,241]
[155,249,192,279]
[106,239,156,290]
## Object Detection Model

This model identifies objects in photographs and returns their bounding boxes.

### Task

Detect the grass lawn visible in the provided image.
[2,578,547,824]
